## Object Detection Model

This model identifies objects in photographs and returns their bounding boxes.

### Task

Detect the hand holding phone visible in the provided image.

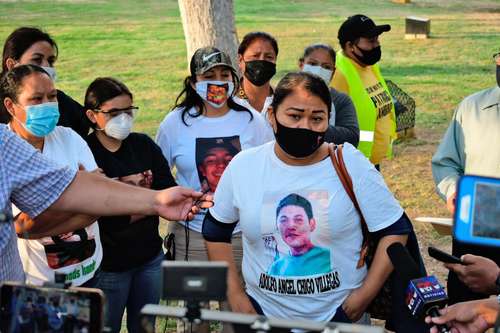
[428,246,464,264]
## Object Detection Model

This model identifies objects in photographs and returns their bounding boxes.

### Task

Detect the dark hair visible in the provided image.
[0,64,50,123]
[2,27,58,74]
[271,72,332,116]
[195,139,239,168]
[276,193,313,220]
[238,31,279,56]
[84,77,133,128]
[173,50,252,126]
[299,43,336,65]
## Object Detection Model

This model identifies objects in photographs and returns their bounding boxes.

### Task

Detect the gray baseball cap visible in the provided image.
[190,47,236,75]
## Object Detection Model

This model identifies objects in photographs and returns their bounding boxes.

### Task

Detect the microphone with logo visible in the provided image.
[386,242,449,333]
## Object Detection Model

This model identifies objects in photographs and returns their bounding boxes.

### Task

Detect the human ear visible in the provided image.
[238,54,245,72]
[85,109,97,124]
[309,218,317,232]
[5,58,17,71]
[4,97,16,117]
[267,106,277,133]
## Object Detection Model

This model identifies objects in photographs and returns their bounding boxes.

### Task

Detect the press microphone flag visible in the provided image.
[387,242,449,333]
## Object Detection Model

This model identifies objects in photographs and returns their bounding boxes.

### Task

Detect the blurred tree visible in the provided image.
[178,0,239,73]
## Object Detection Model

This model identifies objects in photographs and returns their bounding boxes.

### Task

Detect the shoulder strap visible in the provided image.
[328,143,370,268]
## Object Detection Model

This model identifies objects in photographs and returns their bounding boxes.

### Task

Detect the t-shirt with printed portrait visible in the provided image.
[156,107,273,233]
[209,142,403,322]
[14,126,102,286]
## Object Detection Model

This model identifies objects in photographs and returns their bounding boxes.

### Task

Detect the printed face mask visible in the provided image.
[41,66,57,82]
[354,45,382,66]
[14,102,60,137]
[244,60,276,86]
[302,64,334,85]
[103,113,134,140]
[195,80,234,108]
[274,116,326,158]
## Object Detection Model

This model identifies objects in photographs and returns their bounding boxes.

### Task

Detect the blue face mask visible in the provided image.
[21,102,60,137]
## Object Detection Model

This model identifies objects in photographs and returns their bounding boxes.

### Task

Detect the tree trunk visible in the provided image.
[178,0,239,72]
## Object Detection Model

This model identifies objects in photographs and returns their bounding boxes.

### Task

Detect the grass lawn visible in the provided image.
[1,0,499,331]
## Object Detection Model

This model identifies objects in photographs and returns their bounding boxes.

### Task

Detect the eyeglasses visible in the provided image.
[93,106,139,118]
[493,52,500,62]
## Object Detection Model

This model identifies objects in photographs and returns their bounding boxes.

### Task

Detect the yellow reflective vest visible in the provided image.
[335,50,396,159]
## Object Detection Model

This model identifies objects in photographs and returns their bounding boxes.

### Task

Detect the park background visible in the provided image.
[1,0,499,331]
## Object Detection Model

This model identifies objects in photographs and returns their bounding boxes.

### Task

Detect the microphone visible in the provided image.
[387,242,449,333]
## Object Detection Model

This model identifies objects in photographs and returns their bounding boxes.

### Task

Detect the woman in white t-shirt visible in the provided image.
[156,46,272,261]
[0,64,102,287]
[156,47,272,331]
[202,71,413,326]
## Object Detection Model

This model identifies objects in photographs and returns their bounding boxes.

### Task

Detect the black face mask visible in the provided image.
[274,118,326,158]
[354,45,382,66]
[496,65,500,88]
[244,60,276,86]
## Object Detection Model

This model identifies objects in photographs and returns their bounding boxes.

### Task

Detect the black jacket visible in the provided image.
[56,90,90,138]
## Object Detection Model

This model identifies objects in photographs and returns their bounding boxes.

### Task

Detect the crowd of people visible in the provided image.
[0,12,499,333]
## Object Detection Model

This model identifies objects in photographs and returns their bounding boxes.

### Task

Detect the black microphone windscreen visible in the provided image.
[386,242,420,282]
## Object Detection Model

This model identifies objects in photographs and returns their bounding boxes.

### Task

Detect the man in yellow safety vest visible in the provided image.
[332,14,396,170]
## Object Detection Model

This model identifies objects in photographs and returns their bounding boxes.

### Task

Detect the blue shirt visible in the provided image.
[268,246,332,277]
[0,124,76,282]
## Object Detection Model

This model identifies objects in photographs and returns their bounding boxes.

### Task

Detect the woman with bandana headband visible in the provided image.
[83,77,177,333]
[332,15,396,170]
[1,27,90,138]
[233,32,278,122]
[203,71,415,328]
[298,43,360,146]
[0,64,103,288]
[156,46,272,333]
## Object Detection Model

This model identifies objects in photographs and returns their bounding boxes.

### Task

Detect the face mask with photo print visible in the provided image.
[195,80,234,108]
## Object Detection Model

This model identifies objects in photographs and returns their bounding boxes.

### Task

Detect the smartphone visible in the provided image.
[428,246,463,264]
[454,175,500,248]
[0,282,104,333]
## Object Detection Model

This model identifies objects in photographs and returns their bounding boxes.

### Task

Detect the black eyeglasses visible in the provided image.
[93,106,139,118]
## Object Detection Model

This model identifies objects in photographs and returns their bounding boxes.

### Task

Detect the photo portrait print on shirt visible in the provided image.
[195,136,241,194]
[259,190,340,296]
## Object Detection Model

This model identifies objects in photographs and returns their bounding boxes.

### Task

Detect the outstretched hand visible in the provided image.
[154,186,213,221]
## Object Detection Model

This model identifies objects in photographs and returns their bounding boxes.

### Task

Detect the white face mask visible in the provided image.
[103,113,133,140]
[41,66,57,82]
[302,64,333,85]
[195,80,234,108]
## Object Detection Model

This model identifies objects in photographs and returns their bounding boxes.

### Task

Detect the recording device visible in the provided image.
[140,304,384,333]
[0,281,104,333]
[454,175,500,248]
[387,243,449,333]
[161,260,227,322]
[428,246,464,264]
[150,261,382,333]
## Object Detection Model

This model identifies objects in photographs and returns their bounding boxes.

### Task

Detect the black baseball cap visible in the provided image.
[338,14,391,47]
[190,47,236,75]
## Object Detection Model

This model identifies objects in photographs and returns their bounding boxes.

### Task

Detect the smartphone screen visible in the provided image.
[0,283,103,333]
[472,182,500,240]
